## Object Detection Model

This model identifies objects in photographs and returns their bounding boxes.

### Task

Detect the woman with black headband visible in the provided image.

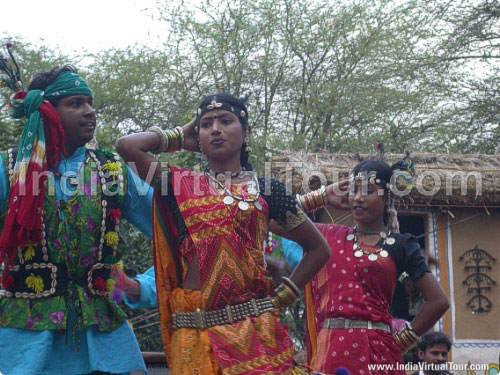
[116,93,331,375]
[292,159,449,375]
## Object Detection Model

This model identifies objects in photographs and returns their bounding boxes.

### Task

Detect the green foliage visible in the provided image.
[0,0,499,351]
[0,37,70,151]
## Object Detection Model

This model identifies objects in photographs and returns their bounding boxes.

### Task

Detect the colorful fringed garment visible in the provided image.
[152,165,307,375]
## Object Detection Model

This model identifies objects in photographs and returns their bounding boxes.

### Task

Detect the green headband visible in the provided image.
[9,71,92,119]
[11,71,93,168]
[43,71,92,101]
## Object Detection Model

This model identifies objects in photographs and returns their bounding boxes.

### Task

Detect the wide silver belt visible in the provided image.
[172,297,275,330]
[322,318,391,333]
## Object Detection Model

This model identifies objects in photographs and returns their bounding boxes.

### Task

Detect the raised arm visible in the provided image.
[115,132,161,181]
[115,119,198,181]
[296,180,350,213]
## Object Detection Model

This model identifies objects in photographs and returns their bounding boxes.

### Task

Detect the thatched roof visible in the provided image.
[271,152,500,207]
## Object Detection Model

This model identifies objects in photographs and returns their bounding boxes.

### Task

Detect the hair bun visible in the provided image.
[391,152,415,190]
[238,93,250,106]
[390,152,415,177]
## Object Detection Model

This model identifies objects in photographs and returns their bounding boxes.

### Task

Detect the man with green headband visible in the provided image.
[0,65,153,375]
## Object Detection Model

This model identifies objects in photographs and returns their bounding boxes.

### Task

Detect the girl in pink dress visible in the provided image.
[300,160,449,375]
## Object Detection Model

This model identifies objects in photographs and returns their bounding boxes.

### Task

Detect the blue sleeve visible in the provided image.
[123,267,158,309]
[282,238,303,269]
[122,165,153,238]
[0,154,7,212]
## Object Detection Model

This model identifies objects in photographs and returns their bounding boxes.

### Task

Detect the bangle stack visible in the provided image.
[147,126,184,154]
[271,277,301,309]
[393,321,421,351]
[297,185,327,212]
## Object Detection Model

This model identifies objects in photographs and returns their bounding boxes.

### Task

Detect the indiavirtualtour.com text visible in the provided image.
[367,361,489,372]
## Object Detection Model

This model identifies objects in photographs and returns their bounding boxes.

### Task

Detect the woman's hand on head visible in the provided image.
[325,180,350,210]
[182,118,200,152]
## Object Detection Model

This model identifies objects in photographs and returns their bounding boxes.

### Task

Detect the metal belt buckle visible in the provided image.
[251,299,259,316]
[226,305,234,324]
[194,309,205,329]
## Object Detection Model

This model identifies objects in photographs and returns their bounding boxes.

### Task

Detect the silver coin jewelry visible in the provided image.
[223,196,235,205]
[206,171,261,211]
[238,201,250,211]
[347,227,395,261]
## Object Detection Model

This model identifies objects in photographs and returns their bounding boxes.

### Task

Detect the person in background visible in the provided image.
[410,332,453,375]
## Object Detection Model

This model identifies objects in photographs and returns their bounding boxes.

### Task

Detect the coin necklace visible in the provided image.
[205,171,262,211]
[346,227,395,261]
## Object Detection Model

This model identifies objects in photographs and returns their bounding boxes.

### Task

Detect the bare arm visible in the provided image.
[411,273,449,335]
[115,119,198,181]
[116,132,161,181]
[282,218,330,289]
[122,276,141,302]
[324,180,350,210]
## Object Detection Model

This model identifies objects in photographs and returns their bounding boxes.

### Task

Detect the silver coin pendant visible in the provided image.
[368,253,378,262]
[254,201,262,211]
[354,250,364,258]
[223,196,234,205]
[379,250,389,258]
[238,201,249,211]
[346,234,354,241]
[385,237,395,245]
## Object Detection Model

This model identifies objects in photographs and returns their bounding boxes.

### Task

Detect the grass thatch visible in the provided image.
[271,152,500,206]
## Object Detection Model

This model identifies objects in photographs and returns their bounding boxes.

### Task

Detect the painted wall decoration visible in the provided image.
[459,246,497,314]
[466,361,500,375]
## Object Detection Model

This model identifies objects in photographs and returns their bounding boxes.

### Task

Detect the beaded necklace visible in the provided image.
[2,148,124,299]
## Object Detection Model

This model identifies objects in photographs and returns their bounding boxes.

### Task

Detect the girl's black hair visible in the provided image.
[351,159,393,225]
[196,92,252,170]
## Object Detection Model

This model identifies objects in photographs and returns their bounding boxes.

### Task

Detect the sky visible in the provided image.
[1,0,167,56]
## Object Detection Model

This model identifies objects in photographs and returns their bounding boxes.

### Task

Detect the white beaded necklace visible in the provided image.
[1,148,124,299]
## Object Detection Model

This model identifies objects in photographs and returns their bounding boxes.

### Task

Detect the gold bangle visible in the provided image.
[152,127,184,153]
[393,334,405,350]
[400,330,413,346]
[395,329,414,351]
[297,186,327,213]
[281,276,301,296]
[147,126,167,154]
[271,283,298,309]
[175,126,185,150]
[404,322,420,342]
[395,332,409,350]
